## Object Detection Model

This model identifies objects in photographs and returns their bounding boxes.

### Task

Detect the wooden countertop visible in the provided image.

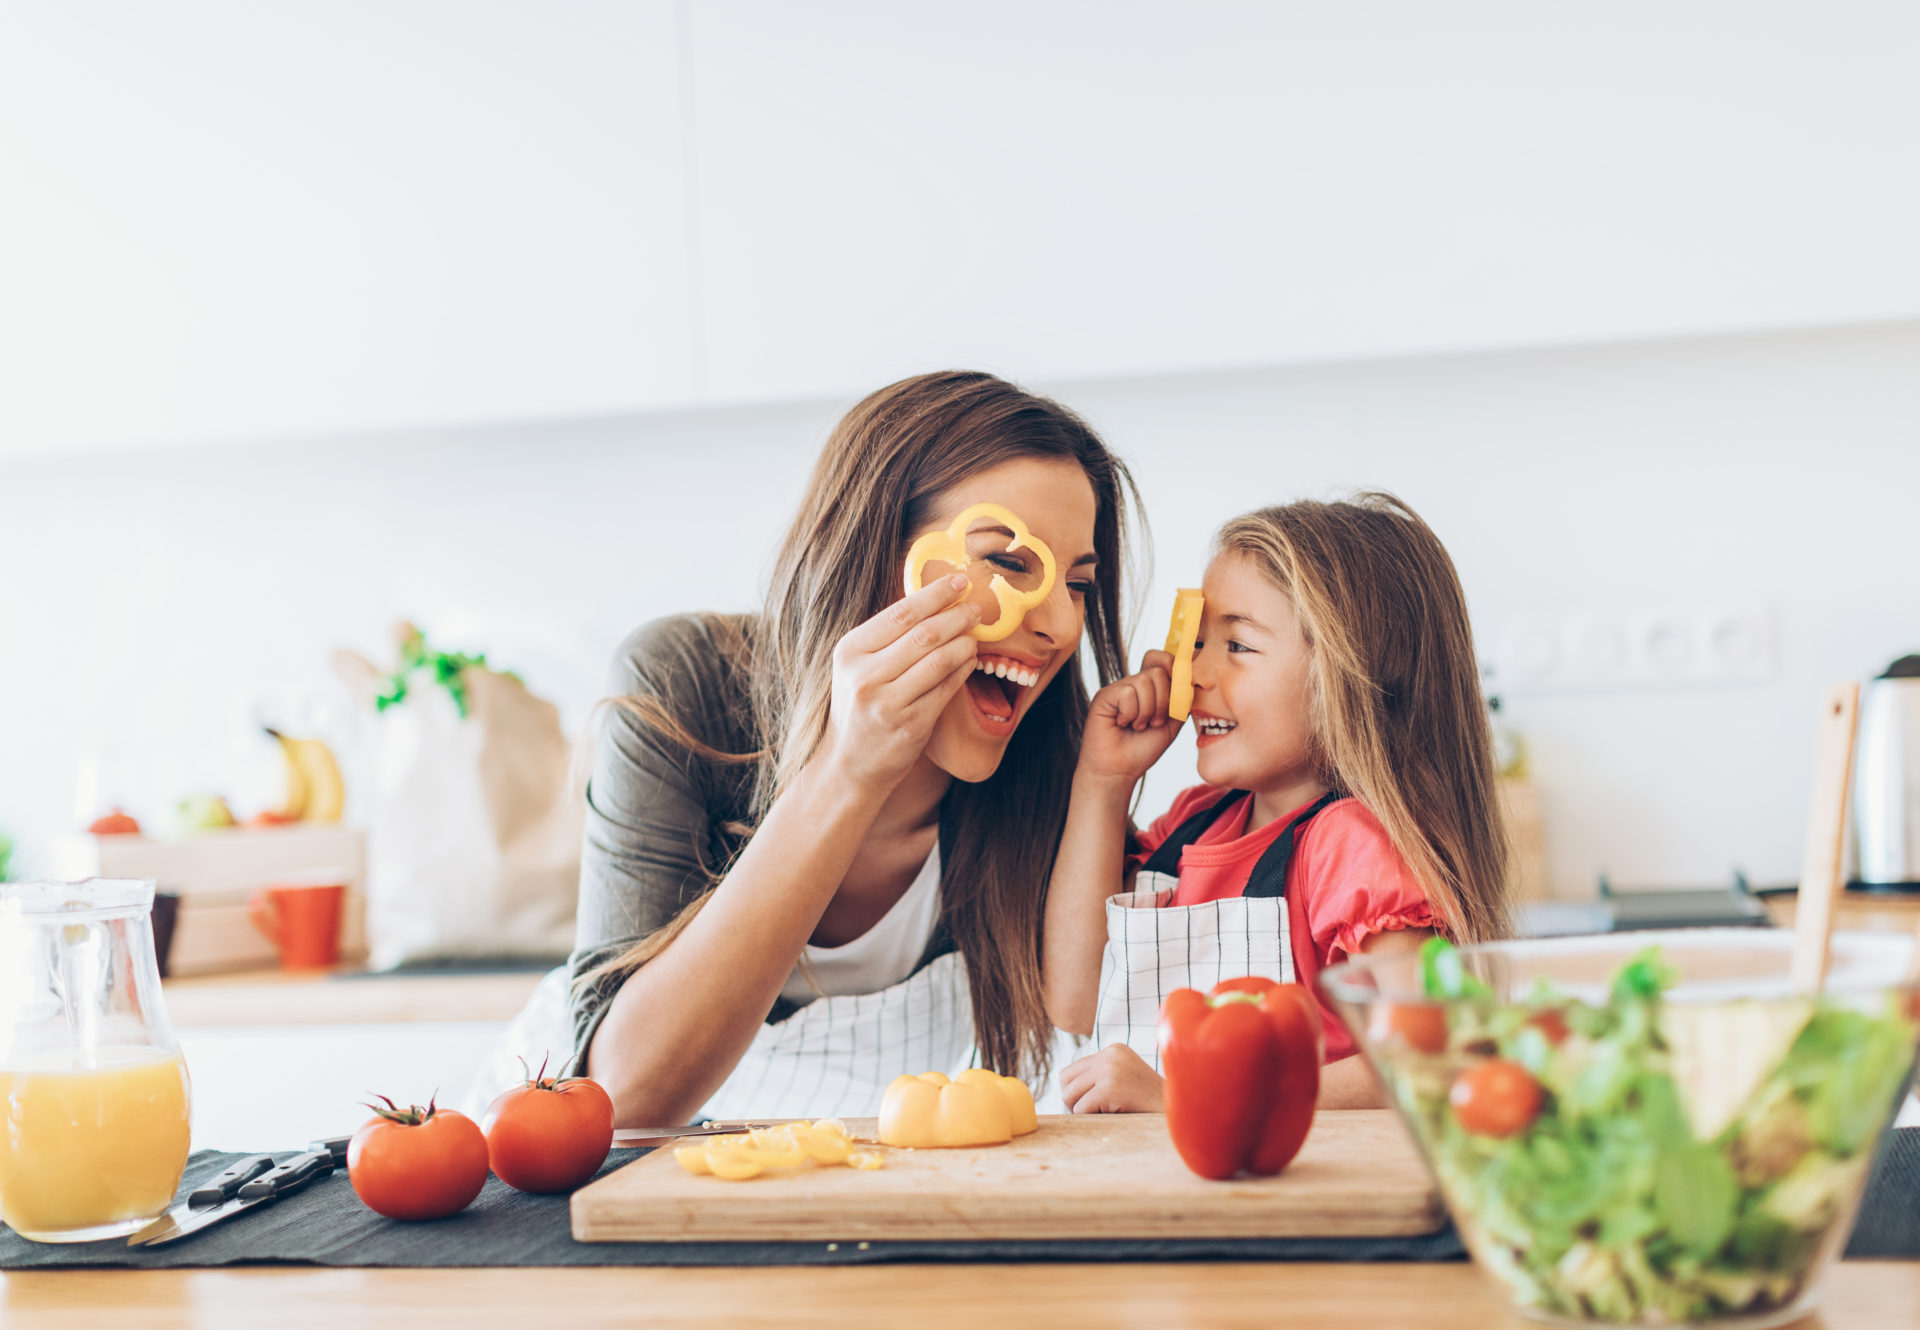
[3,1262,1914,1328]
[162,967,546,1028]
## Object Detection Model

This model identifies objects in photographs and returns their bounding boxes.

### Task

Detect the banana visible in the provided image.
[264,727,311,821]
[263,729,345,823]
[294,737,345,823]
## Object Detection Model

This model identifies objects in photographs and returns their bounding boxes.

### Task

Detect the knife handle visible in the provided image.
[237,1149,334,1201]
[189,1155,277,1207]
[308,1135,353,1165]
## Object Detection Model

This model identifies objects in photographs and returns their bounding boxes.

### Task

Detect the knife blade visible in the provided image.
[130,1147,335,1247]
[127,1154,277,1246]
[611,1121,772,1148]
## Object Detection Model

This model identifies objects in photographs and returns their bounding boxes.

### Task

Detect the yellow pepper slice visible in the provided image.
[673,1119,864,1180]
[903,503,1057,643]
[1163,588,1204,721]
[847,1150,885,1170]
[878,1069,1039,1148]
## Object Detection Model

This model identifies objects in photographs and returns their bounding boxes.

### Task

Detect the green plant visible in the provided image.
[373,626,519,720]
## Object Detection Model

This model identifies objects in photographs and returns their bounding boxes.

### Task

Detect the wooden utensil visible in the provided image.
[1790,683,1862,993]
[571,1111,1441,1244]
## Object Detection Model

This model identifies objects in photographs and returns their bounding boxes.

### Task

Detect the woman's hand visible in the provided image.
[1076,648,1182,788]
[1060,1043,1166,1114]
[819,573,981,793]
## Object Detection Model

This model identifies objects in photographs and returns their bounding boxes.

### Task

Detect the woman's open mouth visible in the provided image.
[964,654,1042,733]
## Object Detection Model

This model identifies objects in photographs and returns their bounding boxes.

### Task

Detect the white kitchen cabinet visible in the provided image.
[0,1,696,454]
[685,1,1920,403]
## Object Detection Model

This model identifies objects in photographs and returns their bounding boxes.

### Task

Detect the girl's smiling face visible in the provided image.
[1189,551,1324,809]
[916,456,1100,783]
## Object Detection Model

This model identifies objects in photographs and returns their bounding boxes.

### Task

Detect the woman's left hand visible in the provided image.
[1060,1043,1166,1114]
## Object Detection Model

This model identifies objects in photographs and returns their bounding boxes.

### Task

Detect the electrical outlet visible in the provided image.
[1488,603,1775,694]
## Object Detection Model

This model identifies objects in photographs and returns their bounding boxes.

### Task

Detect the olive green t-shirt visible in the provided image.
[564,612,955,1075]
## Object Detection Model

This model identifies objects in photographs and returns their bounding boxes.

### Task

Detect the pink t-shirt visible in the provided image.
[1132,784,1439,1062]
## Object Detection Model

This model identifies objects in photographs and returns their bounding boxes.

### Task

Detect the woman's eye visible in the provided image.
[1066,579,1095,596]
[986,554,1030,575]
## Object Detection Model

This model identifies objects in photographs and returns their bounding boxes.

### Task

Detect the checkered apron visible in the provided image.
[696,949,975,1122]
[1092,790,1337,1072]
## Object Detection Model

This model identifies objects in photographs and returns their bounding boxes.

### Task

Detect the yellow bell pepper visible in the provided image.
[877,1069,1039,1148]
[1163,587,1204,721]
[903,502,1057,643]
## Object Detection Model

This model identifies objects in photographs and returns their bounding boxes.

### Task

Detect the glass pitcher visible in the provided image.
[0,879,193,1242]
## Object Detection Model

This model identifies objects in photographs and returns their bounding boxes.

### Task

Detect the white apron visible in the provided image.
[1092,790,1336,1073]
[699,948,974,1121]
[464,948,974,1123]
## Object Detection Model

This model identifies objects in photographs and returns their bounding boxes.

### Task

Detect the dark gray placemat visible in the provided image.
[5,1129,1915,1270]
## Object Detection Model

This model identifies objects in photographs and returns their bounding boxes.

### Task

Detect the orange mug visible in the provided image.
[247,877,346,969]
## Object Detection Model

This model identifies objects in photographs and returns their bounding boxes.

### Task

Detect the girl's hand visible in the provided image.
[818,574,980,793]
[1060,1043,1166,1114]
[1076,649,1182,787]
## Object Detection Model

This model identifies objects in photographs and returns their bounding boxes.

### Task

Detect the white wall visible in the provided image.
[8,2,1920,451]
[4,319,1916,894]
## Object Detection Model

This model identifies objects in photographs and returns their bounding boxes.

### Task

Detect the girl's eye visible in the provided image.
[1226,639,1254,654]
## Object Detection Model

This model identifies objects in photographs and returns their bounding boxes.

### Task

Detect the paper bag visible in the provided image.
[338,641,582,969]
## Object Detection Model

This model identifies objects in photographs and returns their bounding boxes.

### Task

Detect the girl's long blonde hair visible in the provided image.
[594,371,1141,1080]
[1215,493,1511,943]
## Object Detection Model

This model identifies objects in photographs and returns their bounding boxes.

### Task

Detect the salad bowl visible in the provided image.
[1320,929,1919,1327]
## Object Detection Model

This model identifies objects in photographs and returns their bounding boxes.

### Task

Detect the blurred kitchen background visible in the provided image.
[4,3,1919,1144]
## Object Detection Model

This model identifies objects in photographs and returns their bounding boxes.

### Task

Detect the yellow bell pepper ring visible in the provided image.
[902,503,1057,644]
[1164,588,1204,721]
[877,1069,1039,1148]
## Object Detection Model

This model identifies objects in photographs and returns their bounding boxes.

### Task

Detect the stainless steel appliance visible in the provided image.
[1854,654,1920,888]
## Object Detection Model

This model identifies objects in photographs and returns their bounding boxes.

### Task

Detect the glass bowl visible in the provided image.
[1320,929,1919,1328]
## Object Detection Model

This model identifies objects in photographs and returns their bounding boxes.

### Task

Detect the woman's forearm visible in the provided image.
[1041,773,1135,1035]
[586,753,890,1125]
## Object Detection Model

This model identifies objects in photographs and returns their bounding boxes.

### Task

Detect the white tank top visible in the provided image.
[777,845,941,1006]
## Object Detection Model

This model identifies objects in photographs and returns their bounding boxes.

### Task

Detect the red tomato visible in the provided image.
[481,1065,615,1194]
[88,809,141,836]
[1367,1001,1449,1055]
[1449,1059,1542,1138]
[1525,1007,1570,1045]
[348,1096,491,1221]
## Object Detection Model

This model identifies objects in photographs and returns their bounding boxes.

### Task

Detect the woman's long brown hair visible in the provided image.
[1215,493,1511,944]
[594,371,1141,1081]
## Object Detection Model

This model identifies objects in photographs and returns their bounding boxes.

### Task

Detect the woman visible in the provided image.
[567,372,1140,1127]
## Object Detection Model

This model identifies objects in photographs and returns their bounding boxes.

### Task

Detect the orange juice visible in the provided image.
[0,1045,191,1240]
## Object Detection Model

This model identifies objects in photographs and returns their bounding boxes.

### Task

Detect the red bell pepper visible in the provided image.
[1157,977,1321,1180]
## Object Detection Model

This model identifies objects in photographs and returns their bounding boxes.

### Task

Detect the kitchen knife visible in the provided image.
[129,1147,336,1247]
[126,1154,276,1245]
[612,1121,772,1148]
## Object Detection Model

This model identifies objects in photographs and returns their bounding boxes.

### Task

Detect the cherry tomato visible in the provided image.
[1449,1059,1542,1137]
[1525,1007,1570,1045]
[481,1061,615,1194]
[1367,1001,1449,1055]
[348,1095,491,1221]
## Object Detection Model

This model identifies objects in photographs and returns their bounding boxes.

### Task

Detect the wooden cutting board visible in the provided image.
[570,1110,1442,1243]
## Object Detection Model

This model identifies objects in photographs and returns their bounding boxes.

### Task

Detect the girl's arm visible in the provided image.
[1041,649,1179,1034]
[1315,926,1435,1108]
[587,578,981,1126]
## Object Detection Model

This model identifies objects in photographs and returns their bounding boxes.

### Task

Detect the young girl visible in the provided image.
[1041,492,1510,1111]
